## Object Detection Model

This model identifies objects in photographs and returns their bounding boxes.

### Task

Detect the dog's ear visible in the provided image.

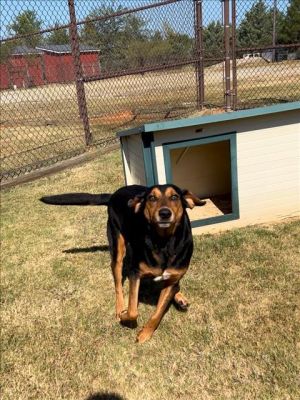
[128,193,145,213]
[182,190,206,209]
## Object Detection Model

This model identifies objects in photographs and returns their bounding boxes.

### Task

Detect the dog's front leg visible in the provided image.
[136,283,179,344]
[120,274,140,329]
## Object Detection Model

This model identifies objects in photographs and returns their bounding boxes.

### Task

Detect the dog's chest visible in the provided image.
[138,243,177,278]
[144,235,177,267]
[151,249,176,269]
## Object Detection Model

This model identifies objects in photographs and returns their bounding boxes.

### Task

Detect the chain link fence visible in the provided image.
[234,0,300,108]
[1,0,299,183]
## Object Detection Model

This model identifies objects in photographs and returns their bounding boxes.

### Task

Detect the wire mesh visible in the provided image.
[0,0,86,181]
[234,0,300,108]
[83,0,198,144]
[0,0,299,183]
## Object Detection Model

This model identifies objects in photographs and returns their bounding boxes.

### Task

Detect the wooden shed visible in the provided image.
[117,102,300,234]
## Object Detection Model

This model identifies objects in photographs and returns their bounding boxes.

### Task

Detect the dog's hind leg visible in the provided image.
[110,233,126,320]
[173,290,189,311]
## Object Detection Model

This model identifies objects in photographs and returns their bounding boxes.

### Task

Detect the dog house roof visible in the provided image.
[117,102,300,138]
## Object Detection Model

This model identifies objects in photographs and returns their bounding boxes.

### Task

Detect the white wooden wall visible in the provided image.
[234,119,299,225]
[121,135,146,186]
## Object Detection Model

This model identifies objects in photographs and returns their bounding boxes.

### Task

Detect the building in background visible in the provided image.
[0,44,100,90]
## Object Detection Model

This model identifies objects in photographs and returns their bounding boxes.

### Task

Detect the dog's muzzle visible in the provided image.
[157,207,173,228]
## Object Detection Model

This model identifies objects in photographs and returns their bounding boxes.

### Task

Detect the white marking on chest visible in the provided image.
[153,270,171,282]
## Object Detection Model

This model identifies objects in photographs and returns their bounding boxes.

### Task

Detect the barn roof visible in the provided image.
[117,102,300,137]
[10,44,99,56]
[11,46,43,55]
[35,44,99,54]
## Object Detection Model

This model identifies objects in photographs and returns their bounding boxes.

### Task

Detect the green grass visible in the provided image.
[1,150,300,400]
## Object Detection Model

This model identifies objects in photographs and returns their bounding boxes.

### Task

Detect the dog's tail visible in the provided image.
[40,193,111,206]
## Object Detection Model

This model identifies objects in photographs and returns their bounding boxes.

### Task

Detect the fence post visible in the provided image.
[68,0,92,146]
[194,0,204,109]
[223,0,231,111]
[272,0,277,62]
[231,0,237,110]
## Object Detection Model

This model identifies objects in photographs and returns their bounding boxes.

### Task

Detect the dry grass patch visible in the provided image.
[1,60,299,176]
[1,150,300,400]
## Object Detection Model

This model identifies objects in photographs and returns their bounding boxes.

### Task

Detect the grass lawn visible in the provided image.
[1,150,299,400]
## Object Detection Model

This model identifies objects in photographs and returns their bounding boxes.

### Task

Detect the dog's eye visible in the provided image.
[148,195,157,202]
[170,195,179,201]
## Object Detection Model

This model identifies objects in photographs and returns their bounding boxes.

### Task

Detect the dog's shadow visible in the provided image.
[86,393,125,400]
[137,279,185,311]
[138,278,163,306]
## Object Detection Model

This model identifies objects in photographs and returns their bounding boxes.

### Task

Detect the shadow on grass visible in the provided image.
[138,278,164,306]
[63,245,109,253]
[86,393,125,400]
[138,278,188,312]
[63,248,187,310]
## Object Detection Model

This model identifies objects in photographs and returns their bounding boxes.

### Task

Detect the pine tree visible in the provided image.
[8,10,42,48]
[81,4,147,71]
[280,0,300,43]
[203,21,223,59]
[46,24,70,45]
[269,6,286,45]
[237,0,272,48]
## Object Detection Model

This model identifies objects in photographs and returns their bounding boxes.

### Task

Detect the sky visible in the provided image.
[0,0,289,41]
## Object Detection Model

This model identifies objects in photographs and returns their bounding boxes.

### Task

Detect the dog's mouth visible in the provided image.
[157,221,172,229]
[153,207,175,229]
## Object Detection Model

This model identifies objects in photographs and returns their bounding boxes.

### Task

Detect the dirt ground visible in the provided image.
[1,59,299,105]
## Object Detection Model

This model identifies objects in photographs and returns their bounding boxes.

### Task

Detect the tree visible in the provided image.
[203,21,223,59]
[269,6,286,45]
[8,10,42,48]
[80,4,145,71]
[237,0,272,48]
[162,22,193,61]
[279,0,300,43]
[121,33,169,69]
[122,13,148,42]
[116,12,149,69]
[0,41,16,64]
[46,23,70,45]
[81,5,193,71]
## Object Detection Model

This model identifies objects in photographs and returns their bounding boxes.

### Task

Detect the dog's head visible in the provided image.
[128,184,205,231]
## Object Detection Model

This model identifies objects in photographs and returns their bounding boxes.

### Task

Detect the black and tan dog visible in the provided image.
[40,184,205,343]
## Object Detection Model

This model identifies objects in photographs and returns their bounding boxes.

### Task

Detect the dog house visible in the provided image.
[117,102,300,234]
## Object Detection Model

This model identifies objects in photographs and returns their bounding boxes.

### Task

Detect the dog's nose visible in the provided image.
[159,208,172,220]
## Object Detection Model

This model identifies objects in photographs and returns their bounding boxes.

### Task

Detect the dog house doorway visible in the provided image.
[163,133,239,227]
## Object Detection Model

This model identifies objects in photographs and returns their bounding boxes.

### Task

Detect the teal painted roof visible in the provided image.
[117,102,300,138]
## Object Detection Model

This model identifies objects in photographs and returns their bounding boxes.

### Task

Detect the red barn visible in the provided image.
[0,46,44,89]
[0,44,100,90]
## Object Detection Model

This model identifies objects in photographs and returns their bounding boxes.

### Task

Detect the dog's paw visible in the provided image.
[136,327,154,344]
[176,300,189,311]
[173,293,190,311]
[120,310,138,329]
